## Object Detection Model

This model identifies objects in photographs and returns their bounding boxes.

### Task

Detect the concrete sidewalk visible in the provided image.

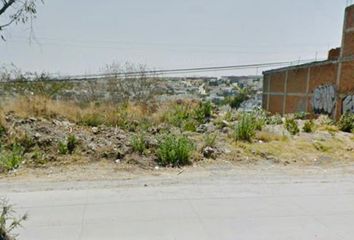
[2,167,354,240]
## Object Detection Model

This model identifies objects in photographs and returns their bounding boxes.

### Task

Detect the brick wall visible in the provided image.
[263,5,354,119]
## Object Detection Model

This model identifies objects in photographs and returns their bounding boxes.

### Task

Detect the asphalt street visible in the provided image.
[1,166,354,240]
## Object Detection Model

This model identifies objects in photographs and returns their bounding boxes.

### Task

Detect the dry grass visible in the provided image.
[0,96,160,126]
[255,131,287,142]
[312,141,332,152]
[0,107,8,138]
[317,124,338,134]
[0,109,5,127]
[3,95,353,169]
[240,135,354,165]
[0,96,183,129]
[2,96,79,121]
[229,120,354,165]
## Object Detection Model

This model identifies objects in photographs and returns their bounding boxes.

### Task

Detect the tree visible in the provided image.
[101,62,159,103]
[0,0,43,40]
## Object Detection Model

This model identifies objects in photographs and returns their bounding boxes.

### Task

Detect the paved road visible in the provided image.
[2,166,354,240]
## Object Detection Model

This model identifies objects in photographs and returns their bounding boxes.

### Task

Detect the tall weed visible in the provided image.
[0,145,24,172]
[157,134,194,167]
[234,113,256,142]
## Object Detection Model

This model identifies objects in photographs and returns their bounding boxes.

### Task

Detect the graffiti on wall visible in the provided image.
[343,95,354,113]
[312,85,336,114]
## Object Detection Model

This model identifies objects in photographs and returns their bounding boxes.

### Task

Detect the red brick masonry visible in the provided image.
[263,5,354,119]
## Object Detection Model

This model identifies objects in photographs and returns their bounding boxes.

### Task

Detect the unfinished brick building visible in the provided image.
[263,4,354,119]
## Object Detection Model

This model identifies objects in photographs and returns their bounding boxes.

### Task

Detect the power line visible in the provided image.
[58,59,317,80]
[0,59,319,83]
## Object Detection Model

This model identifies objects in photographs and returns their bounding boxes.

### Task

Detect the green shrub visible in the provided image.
[251,109,267,131]
[234,113,256,142]
[58,135,78,155]
[157,135,194,167]
[164,101,212,128]
[337,112,354,133]
[30,149,47,165]
[227,88,250,109]
[67,135,78,154]
[303,120,315,133]
[131,133,146,154]
[58,141,68,155]
[294,112,309,120]
[182,120,197,132]
[166,104,191,127]
[284,118,300,135]
[0,144,24,172]
[266,114,283,125]
[194,101,212,123]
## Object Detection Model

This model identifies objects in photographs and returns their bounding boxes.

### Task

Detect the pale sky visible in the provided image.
[0,0,350,76]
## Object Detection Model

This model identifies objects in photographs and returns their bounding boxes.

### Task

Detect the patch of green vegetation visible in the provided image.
[294,112,309,120]
[30,149,47,166]
[337,112,354,133]
[227,88,250,109]
[252,109,267,131]
[0,144,24,172]
[224,111,233,122]
[303,120,315,133]
[284,118,300,135]
[234,113,256,142]
[67,135,78,154]
[194,101,212,123]
[182,119,197,132]
[157,134,194,167]
[164,101,213,129]
[58,141,68,155]
[266,114,283,125]
[131,133,147,155]
[166,104,191,128]
[58,135,78,155]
